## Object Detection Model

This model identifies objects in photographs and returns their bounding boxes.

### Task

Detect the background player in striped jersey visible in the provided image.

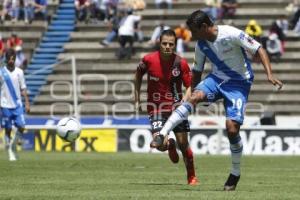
[151,10,283,190]
[0,48,30,161]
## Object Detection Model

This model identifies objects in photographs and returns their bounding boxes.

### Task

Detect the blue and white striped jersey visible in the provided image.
[0,66,26,108]
[193,25,261,81]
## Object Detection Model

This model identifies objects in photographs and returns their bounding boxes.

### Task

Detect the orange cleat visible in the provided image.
[187,176,199,186]
[167,138,179,163]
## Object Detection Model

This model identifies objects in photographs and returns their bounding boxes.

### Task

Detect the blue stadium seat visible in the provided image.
[26,68,53,75]
[48,25,74,32]
[44,31,71,37]
[32,54,58,59]
[59,3,74,9]
[35,48,64,53]
[53,15,74,20]
[42,37,70,42]
[56,10,75,15]
[26,80,47,86]
[30,59,57,65]
[51,20,75,26]
[39,42,65,48]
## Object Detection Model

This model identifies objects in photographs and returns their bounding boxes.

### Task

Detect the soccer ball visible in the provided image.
[56,117,81,142]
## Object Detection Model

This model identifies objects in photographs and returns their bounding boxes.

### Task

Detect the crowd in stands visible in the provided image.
[2,0,300,63]
[0,0,47,24]
[0,32,27,69]
[94,0,300,61]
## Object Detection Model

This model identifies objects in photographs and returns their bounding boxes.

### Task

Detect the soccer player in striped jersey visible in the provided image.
[151,10,283,191]
[0,48,30,161]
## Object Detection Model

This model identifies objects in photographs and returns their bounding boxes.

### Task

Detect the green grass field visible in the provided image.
[0,152,299,200]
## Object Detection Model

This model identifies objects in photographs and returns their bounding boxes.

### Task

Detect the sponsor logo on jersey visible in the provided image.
[247,36,254,45]
[149,75,159,81]
[172,68,180,77]
[239,32,245,40]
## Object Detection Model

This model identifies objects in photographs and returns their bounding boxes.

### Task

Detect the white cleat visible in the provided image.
[8,145,18,161]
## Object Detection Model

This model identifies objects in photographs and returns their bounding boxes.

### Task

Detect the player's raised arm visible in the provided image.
[231,27,283,90]
[256,47,283,90]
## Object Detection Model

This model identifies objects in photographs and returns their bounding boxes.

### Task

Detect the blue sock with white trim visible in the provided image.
[229,134,243,176]
[160,102,193,136]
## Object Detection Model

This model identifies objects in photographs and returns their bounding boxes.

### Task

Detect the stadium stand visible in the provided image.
[27,0,300,116]
[25,0,75,103]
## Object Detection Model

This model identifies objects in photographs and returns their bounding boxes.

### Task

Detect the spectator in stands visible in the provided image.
[11,0,21,23]
[202,0,221,21]
[266,33,282,62]
[7,33,23,50]
[33,0,47,21]
[88,0,101,22]
[23,0,34,23]
[123,0,146,11]
[148,21,170,50]
[134,21,144,43]
[155,0,172,9]
[116,8,141,59]
[100,9,125,46]
[286,0,299,28]
[174,23,191,55]
[270,15,288,53]
[95,0,109,21]
[14,45,27,70]
[75,0,91,23]
[106,0,119,20]
[0,34,5,63]
[245,19,263,42]
[6,33,27,68]
[220,0,238,19]
[0,0,18,23]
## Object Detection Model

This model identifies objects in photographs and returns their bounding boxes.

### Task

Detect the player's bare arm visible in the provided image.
[22,89,30,113]
[186,71,206,105]
[134,69,143,112]
[182,87,191,102]
[256,47,283,90]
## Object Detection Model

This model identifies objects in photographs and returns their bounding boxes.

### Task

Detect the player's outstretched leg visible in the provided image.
[159,102,194,137]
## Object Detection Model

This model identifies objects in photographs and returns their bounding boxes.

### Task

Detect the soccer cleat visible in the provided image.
[224,174,240,191]
[188,176,199,186]
[150,133,164,148]
[167,138,179,163]
[8,147,17,161]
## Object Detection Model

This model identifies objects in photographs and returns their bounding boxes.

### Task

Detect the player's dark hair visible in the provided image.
[5,48,16,63]
[159,29,177,44]
[186,10,213,29]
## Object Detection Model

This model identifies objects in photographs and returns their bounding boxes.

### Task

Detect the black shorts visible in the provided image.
[149,114,190,134]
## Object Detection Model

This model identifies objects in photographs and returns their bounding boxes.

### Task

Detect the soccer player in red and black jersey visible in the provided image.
[134,29,198,185]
